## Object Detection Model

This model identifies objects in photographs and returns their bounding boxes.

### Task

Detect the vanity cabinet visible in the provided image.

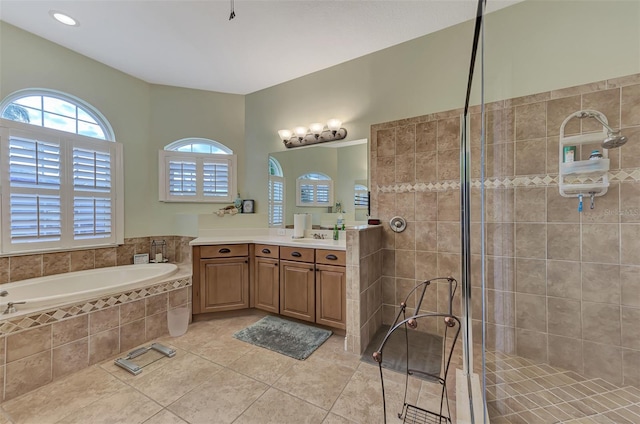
[193,244,249,314]
[254,244,280,313]
[279,247,316,323]
[315,249,347,330]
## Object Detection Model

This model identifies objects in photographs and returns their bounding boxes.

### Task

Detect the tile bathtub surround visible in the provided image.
[0,235,194,284]
[370,72,640,388]
[0,281,191,402]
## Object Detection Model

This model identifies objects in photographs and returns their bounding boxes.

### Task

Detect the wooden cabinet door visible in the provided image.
[315,264,346,330]
[199,257,249,313]
[279,260,315,322]
[255,257,279,313]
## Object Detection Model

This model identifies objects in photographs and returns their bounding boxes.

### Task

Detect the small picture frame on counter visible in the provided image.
[242,199,254,213]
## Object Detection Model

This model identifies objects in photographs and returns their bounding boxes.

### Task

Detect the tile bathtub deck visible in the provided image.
[0,312,457,424]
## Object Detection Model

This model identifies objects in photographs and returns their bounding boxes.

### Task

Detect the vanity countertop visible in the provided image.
[189,235,346,251]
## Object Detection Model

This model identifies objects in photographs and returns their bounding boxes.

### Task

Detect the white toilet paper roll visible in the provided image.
[293,214,306,238]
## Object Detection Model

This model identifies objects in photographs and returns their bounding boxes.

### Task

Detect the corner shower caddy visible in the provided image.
[558,110,610,198]
[373,277,460,424]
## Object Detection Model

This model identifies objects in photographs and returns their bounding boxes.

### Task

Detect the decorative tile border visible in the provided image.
[377,168,640,193]
[0,277,191,336]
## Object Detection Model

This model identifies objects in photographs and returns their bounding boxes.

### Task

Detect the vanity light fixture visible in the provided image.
[278,119,347,148]
[49,10,79,26]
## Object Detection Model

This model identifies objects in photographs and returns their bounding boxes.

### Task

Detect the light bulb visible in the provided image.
[277,129,292,141]
[327,119,342,132]
[309,123,324,136]
[294,126,308,139]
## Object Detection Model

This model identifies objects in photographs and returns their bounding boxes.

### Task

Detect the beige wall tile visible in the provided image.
[395,192,415,221]
[582,302,621,346]
[395,225,415,251]
[485,142,514,178]
[9,255,41,282]
[547,190,580,223]
[377,192,395,222]
[515,293,546,332]
[582,224,619,264]
[0,257,8,284]
[437,117,460,151]
[116,244,135,266]
[53,338,88,380]
[582,341,622,385]
[436,253,460,282]
[486,223,515,257]
[70,250,95,271]
[437,190,459,222]
[515,187,546,223]
[376,128,395,157]
[7,326,51,363]
[415,223,437,252]
[146,312,168,341]
[95,247,117,269]
[548,298,581,338]
[146,293,168,316]
[89,328,119,365]
[414,251,437,282]
[89,307,120,335]
[395,250,415,279]
[548,334,583,374]
[53,315,88,347]
[515,102,546,140]
[515,138,547,176]
[4,351,52,401]
[582,88,621,132]
[547,223,580,261]
[486,256,515,292]
[620,126,640,168]
[395,154,415,183]
[620,182,640,223]
[169,287,189,307]
[582,182,620,224]
[415,152,437,182]
[120,319,146,352]
[376,156,395,185]
[436,149,458,181]
[396,124,415,155]
[547,260,581,300]
[516,328,547,363]
[42,252,70,276]
[436,222,460,254]
[582,263,620,304]
[623,350,640,387]
[486,189,514,223]
[621,224,640,265]
[415,121,437,152]
[486,107,515,144]
[515,223,546,259]
[621,265,640,307]
[546,137,560,174]
[0,336,5,366]
[381,249,395,277]
[515,259,546,295]
[547,95,581,136]
[121,299,145,324]
[621,307,640,350]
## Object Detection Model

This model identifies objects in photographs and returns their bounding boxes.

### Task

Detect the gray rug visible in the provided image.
[361,325,443,381]
[233,316,332,360]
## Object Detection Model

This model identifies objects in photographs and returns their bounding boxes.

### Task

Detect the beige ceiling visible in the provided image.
[0,0,518,95]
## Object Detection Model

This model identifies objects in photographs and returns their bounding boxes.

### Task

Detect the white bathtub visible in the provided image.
[0,263,178,316]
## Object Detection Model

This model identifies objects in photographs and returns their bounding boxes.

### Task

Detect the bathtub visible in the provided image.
[0,263,178,316]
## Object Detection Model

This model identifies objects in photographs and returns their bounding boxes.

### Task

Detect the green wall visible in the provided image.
[1,1,639,237]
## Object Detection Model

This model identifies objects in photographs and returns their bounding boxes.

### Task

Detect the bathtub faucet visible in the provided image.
[0,290,7,297]
[3,301,26,314]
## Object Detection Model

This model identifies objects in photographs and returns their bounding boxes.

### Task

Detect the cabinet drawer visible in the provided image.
[280,246,315,263]
[200,244,248,258]
[315,249,346,266]
[255,244,279,259]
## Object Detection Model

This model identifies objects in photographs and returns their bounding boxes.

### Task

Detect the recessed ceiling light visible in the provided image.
[49,10,79,27]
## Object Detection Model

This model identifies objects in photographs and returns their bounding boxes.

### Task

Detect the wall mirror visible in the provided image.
[268,139,368,228]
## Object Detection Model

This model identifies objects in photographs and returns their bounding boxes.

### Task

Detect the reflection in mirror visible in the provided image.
[268,139,368,228]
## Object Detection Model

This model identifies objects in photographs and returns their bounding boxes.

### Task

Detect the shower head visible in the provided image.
[602,133,628,149]
[575,110,628,149]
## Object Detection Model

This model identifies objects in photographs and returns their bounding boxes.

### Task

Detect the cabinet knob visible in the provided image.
[262,248,271,254]
[219,248,231,254]
[326,254,338,260]
[291,251,302,257]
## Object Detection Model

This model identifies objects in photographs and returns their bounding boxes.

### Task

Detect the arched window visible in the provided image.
[0,89,115,141]
[268,157,284,227]
[296,172,333,207]
[0,90,122,254]
[159,138,236,203]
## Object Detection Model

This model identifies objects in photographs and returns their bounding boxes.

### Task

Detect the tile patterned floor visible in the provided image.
[484,351,640,424]
[0,312,457,424]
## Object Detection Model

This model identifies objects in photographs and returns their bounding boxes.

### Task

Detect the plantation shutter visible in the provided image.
[268,176,284,227]
[168,159,197,196]
[203,160,230,198]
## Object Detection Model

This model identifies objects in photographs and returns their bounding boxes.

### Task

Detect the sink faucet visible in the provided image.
[312,233,326,239]
[0,290,8,297]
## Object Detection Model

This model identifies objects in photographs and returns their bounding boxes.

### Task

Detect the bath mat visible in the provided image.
[233,315,332,360]
[361,325,443,381]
